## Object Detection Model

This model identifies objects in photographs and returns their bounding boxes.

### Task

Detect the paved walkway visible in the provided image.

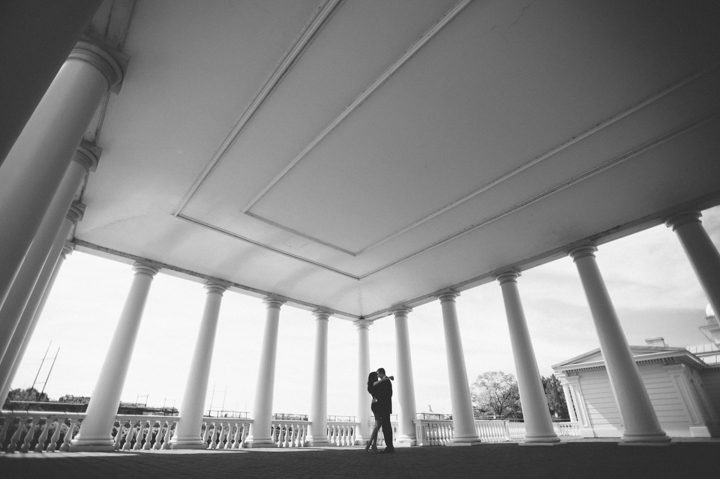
[1,440,718,479]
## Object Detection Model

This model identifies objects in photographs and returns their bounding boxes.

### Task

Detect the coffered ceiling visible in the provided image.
[75,0,720,319]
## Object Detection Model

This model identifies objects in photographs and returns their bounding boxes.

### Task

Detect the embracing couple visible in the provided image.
[365,367,395,453]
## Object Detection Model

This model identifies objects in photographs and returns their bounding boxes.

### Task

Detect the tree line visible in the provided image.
[470,371,568,420]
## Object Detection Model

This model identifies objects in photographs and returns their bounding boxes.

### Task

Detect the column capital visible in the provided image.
[313,309,332,321]
[392,306,412,317]
[66,201,86,224]
[569,243,597,262]
[437,289,459,303]
[496,270,520,285]
[665,210,701,231]
[69,39,128,92]
[263,295,286,309]
[204,280,230,295]
[354,318,373,330]
[132,260,160,277]
[75,141,102,172]
[61,241,75,258]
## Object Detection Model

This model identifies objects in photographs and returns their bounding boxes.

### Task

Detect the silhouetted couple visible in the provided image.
[365,367,395,453]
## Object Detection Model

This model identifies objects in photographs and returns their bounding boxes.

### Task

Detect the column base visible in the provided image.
[397,434,417,446]
[309,439,329,447]
[245,437,277,448]
[169,438,207,450]
[519,434,562,445]
[451,436,482,446]
[619,431,671,445]
[70,436,116,452]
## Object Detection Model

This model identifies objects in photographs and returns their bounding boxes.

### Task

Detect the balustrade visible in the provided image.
[414,417,582,445]
[326,421,357,446]
[4,410,566,451]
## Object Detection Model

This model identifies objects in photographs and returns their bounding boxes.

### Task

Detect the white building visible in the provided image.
[554,307,720,438]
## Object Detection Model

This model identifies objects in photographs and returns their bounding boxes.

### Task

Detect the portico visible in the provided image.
[2,0,720,452]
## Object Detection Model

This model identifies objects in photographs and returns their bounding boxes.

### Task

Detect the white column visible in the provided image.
[309,309,330,446]
[666,211,720,327]
[438,291,481,445]
[0,145,97,362]
[247,296,284,447]
[355,319,372,443]
[171,281,228,449]
[72,261,158,451]
[0,242,73,403]
[0,200,84,385]
[570,244,669,444]
[555,374,578,423]
[0,40,123,310]
[393,307,418,445]
[497,271,560,444]
[0,0,102,163]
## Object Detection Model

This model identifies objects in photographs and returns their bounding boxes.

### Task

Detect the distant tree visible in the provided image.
[471,371,522,419]
[4,387,49,407]
[541,375,569,420]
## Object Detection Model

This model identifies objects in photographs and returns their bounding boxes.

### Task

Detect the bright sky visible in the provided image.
[11,206,720,418]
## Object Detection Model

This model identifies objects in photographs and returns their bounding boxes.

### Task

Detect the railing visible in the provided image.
[326,421,356,446]
[0,411,254,452]
[414,418,581,445]
[415,419,454,446]
[2,410,578,451]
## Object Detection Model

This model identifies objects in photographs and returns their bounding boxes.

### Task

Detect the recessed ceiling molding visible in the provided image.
[244,210,358,256]
[178,114,716,283]
[357,113,719,277]
[173,0,344,217]
[350,66,717,253]
[244,65,714,257]
[242,0,475,213]
[176,213,362,280]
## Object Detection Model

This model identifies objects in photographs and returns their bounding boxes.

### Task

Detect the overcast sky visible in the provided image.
[11,206,720,418]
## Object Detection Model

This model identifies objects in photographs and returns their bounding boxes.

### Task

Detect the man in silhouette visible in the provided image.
[375,367,395,453]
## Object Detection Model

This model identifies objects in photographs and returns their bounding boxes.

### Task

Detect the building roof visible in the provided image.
[71,0,720,320]
[552,345,710,373]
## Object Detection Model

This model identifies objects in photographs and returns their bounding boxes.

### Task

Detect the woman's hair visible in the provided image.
[367,371,379,393]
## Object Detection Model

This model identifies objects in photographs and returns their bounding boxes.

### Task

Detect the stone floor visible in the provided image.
[1,440,719,479]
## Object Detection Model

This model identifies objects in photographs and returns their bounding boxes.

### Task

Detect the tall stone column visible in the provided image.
[171,281,228,449]
[393,307,418,445]
[496,271,560,444]
[666,211,720,327]
[247,297,284,447]
[309,309,330,446]
[0,0,101,164]
[438,291,480,445]
[0,242,74,403]
[355,319,372,443]
[72,261,159,451]
[0,145,97,362]
[0,39,124,310]
[570,244,669,444]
